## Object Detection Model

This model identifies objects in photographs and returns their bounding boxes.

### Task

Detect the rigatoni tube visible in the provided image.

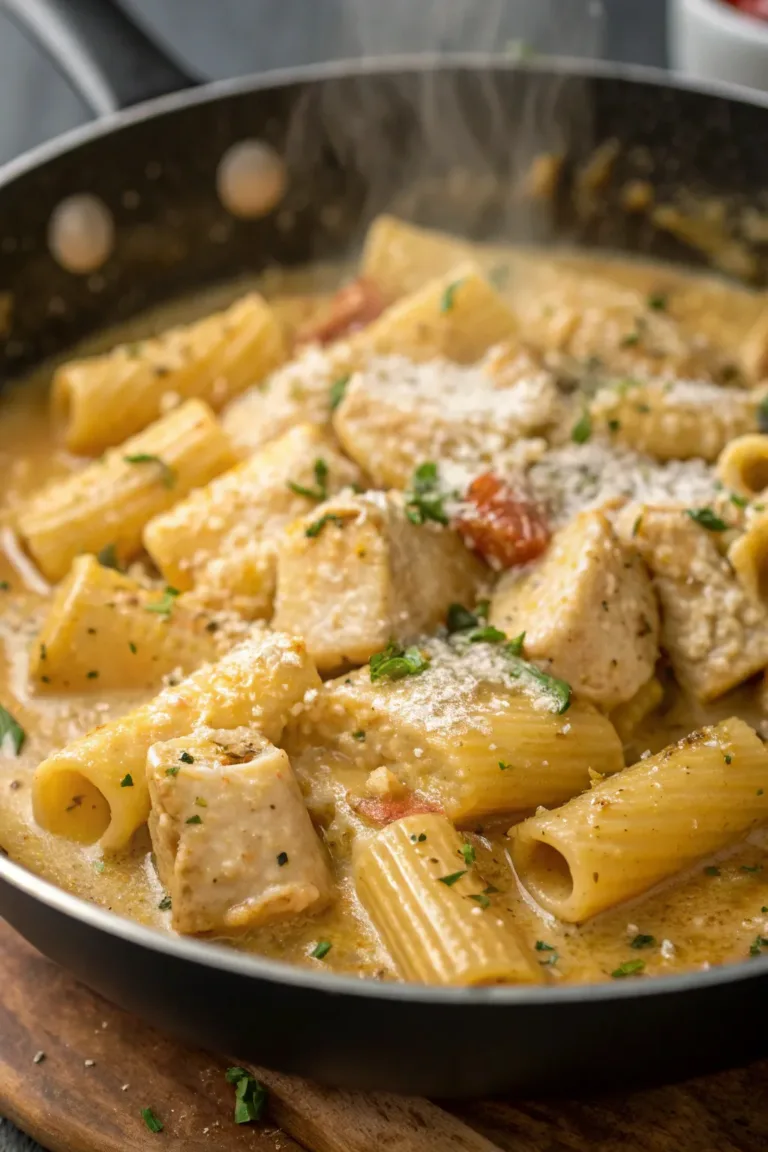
[355,814,542,986]
[52,292,287,454]
[32,632,320,850]
[16,399,236,582]
[511,717,768,923]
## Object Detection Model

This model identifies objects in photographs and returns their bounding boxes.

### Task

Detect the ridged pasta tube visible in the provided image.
[53,292,287,454]
[512,717,768,922]
[28,555,237,693]
[16,399,236,581]
[144,423,361,617]
[148,730,332,935]
[32,632,320,850]
[355,814,542,985]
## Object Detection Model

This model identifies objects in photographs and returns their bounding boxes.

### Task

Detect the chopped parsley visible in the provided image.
[758,394,768,434]
[93,860,105,874]
[621,329,640,348]
[129,641,137,654]
[438,870,467,887]
[749,936,768,957]
[724,754,733,765]
[440,278,464,313]
[145,586,180,615]
[571,409,592,444]
[124,453,176,489]
[612,959,645,978]
[460,842,476,867]
[165,765,181,777]
[225,1067,268,1125]
[351,729,366,741]
[468,892,491,909]
[277,851,289,866]
[96,543,121,570]
[535,940,556,952]
[305,512,344,538]
[185,814,203,825]
[287,457,329,501]
[369,640,429,683]
[179,751,194,764]
[686,508,728,532]
[310,939,333,960]
[469,625,506,644]
[0,580,9,591]
[194,796,208,808]
[86,670,99,680]
[506,632,525,656]
[608,418,621,433]
[630,933,656,949]
[120,774,134,788]
[404,461,451,526]
[158,895,172,911]
[446,603,481,634]
[704,865,721,876]
[329,374,350,411]
[410,833,427,843]
[499,761,513,771]
[141,1107,163,1133]
[0,705,25,755]
[506,651,571,714]
[730,492,749,509]
[647,292,668,311]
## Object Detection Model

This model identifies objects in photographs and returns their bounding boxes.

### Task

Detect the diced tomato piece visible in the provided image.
[454,472,550,570]
[296,277,385,345]
[353,794,442,826]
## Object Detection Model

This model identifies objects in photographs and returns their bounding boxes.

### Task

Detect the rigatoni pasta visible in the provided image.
[53,292,287,454]
[16,399,236,581]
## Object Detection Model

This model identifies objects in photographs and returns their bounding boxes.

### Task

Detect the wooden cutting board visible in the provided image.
[2,919,768,1152]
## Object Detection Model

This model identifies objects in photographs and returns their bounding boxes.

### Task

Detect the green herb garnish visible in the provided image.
[287,457,329,501]
[96,543,121,570]
[120,774,134,788]
[404,461,451,526]
[305,512,344,538]
[369,640,429,683]
[0,705,25,755]
[741,864,763,873]
[352,730,366,741]
[124,453,176,489]
[440,278,464,313]
[505,649,571,714]
[225,1068,268,1125]
[647,292,668,311]
[469,625,506,644]
[749,936,768,957]
[730,493,749,509]
[310,940,332,960]
[329,374,350,411]
[185,814,203,825]
[129,642,137,654]
[571,409,592,444]
[686,508,728,532]
[158,895,172,911]
[446,603,481,634]
[612,959,645,978]
[141,1107,163,1133]
[468,892,490,909]
[438,870,467,887]
[179,751,194,764]
[460,843,476,867]
[498,761,513,771]
[630,933,656,949]
[535,940,556,952]
[145,586,180,616]
[165,765,180,777]
[86,670,99,680]
[277,851,289,866]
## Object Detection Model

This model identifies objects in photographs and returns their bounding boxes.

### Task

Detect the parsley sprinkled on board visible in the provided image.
[185,814,203,825]
[124,453,177,489]
[438,870,467,887]
[225,1068,268,1124]
[686,507,728,532]
[141,1107,163,1133]
[179,751,194,764]
[369,640,429,683]
[145,586,180,615]
[305,512,344,538]
[704,865,721,876]
[329,374,350,411]
[469,625,506,644]
[96,543,121,570]
[460,843,476,867]
[158,895,172,911]
[0,705,25,755]
[758,394,768,434]
[440,278,464,313]
[277,851,289,866]
[571,409,592,444]
[612,959,645,978]
[630,933,656,949]
[120,774,134,788]
[647,292,668,311]
[404,461,451,526]
[287,457,329,501]
[310,940,332,960]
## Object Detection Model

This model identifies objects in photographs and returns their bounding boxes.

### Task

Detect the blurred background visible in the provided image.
[0,0,667,166]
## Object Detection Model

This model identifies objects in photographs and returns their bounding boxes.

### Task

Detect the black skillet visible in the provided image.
[0,0,767,1098]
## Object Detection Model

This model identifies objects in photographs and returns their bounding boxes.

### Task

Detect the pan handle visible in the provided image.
[0,0,195,117]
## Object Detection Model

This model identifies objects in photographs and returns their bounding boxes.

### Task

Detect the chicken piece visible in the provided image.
[273,491,486,673]
[625,507,768,701]
[490,509,659,709]
[147,729,332,935]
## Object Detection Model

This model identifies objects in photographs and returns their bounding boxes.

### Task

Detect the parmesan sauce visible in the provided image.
[1,243,768,986]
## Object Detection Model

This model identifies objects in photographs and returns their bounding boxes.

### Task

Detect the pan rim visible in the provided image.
[2,850,767,1005]
[3,50,768,1010]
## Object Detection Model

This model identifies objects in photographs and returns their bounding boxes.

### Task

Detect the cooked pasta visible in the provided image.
[4,213,768,985]
[512,718,768,922]
[52,292,287,454]
[15,399,236,581]
[355,814,542,985]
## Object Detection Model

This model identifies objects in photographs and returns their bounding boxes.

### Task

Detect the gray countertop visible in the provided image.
[0,1,666,1149]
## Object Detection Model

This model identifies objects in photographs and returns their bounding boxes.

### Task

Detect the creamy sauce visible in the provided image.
[2,246,768,985]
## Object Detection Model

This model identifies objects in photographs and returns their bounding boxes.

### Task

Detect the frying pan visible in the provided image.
[1,0,768,1099]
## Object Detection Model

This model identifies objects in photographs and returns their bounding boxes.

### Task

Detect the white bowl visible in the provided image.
[670,0,768,92]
